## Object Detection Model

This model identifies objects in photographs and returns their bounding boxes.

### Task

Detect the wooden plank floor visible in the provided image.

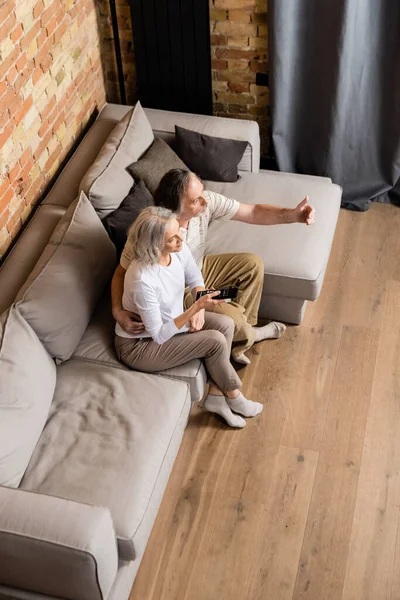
[130,203,400,600]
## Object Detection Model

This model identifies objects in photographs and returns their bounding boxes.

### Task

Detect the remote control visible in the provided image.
[196,287,239,302]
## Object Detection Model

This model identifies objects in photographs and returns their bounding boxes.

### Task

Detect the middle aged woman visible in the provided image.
[114,206,263,429]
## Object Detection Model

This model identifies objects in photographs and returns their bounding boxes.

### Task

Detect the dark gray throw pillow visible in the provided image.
[103,180,154,257]
[127,138,187,195]
[174,125,247,182]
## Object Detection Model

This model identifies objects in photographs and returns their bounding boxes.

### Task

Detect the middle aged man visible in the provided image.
[112,169,316,364]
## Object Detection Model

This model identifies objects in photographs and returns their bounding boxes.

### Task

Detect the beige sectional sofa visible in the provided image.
[0,103,342,600]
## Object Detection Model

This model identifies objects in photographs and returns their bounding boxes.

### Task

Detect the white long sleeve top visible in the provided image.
[115,243,204,345]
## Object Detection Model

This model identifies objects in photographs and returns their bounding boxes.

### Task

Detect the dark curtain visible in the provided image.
[269,0,400,211]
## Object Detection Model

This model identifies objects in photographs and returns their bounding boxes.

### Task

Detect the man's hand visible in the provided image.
[294,196,316,225]
[115,309,145,335]
[189,308,205,332]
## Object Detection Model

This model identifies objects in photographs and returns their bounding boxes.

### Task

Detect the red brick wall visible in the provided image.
[210,0,269,156]
[0,0,107,259]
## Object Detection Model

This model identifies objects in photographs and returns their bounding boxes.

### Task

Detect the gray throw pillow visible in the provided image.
[174,125,247,182]
[0,306,56,487]
[103,180,154,257]
[127,138,188,196]
[79,101,154,218]
[15,192,117,363]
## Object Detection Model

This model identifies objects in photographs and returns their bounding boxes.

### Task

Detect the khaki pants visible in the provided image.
[115,312,242,392]
[185,253,264,358]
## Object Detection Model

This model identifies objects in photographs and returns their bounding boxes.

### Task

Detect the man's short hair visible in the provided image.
[154,168,193,214]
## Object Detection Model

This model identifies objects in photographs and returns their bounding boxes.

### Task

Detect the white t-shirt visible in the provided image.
[120,190,239,270]
[115,243,204,344]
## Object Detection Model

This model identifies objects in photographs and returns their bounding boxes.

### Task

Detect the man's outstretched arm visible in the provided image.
[111,264,145,335]
[232,196,316,226]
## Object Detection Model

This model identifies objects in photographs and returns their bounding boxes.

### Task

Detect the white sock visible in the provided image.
[254,321,286,342]
[226,392,263,418]
[232,353,251,365]
[204,394,246,428]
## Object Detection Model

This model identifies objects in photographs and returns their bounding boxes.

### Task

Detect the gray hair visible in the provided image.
[127,206,176,266]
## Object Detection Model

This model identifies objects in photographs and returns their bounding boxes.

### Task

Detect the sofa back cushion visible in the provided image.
[79,101,154,218]
[0,307,56,488]
[174,125,247,182]
[15,192,116,363]
[103,179,154,257]
[127,137,187,195]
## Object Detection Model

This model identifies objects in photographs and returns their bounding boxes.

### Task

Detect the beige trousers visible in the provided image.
[185,253,264,358]
[115,312,242,392]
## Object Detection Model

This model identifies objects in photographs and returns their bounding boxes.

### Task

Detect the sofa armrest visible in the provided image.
[97,103,260,173]
[0,486,118,600]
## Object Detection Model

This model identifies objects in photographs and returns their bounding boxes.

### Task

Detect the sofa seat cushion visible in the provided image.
[72,290,207,403]
[204,171,342,301]
[20,358,191,562]
[0,307,56,488]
